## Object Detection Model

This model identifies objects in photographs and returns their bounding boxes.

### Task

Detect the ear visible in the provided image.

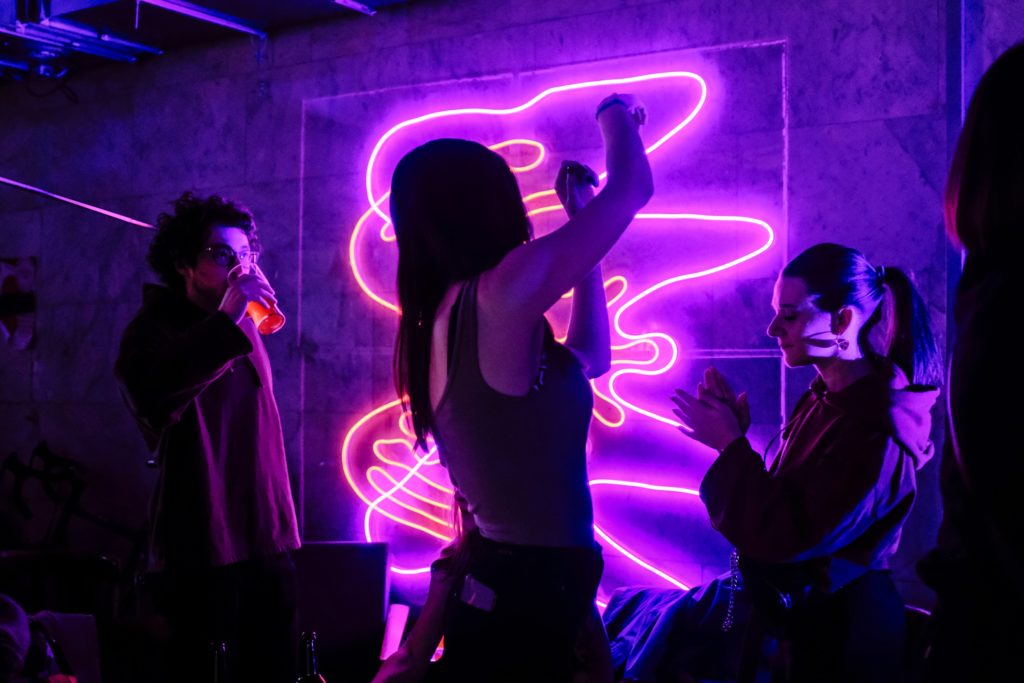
[831,306,854,335]
[175,259,193,281]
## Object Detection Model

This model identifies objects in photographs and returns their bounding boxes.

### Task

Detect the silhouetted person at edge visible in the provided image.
[918,41,1024,682]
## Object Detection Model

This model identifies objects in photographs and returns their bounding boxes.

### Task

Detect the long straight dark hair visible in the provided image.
[391,139,532,450]
[946,41,1024,259]
[782,243,942,386]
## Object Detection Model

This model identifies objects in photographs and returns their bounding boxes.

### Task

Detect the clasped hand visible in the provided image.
[671,367,750,452]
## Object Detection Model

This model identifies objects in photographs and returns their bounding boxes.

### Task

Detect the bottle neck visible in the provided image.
[212,642,227,683]
[303,635,319,675]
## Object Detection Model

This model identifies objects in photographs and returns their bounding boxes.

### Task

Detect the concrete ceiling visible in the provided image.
[1,0,409,86]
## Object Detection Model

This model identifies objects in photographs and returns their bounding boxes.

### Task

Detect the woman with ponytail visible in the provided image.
[667,242,941,682]
[917,42,1024,682]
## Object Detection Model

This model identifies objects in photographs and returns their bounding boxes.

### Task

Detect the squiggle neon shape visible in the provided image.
[603,214,775,428]
[364,72,708,222]
[342,69,778,588]
[342,399,452,542]
[590,479,701,590]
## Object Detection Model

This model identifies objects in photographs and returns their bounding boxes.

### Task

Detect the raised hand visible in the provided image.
[218,263,277,325]
[697,367,750,435]
[596,92,648,128]
[554,160,599,217]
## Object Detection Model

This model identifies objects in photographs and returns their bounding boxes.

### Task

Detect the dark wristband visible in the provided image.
[595,97,627,120]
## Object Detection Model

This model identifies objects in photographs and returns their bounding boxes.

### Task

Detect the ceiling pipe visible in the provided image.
[137,0,267,39]
[334,0,378,16]
[41,17,163,55]
[0,56,30,72]
[12,21,141,61]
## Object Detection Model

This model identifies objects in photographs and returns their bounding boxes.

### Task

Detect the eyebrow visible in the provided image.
[206,243,250,251]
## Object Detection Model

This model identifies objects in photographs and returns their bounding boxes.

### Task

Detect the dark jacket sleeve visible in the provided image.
[948,277,1024,599]
[699,432,895,563]
[114,309,253,444]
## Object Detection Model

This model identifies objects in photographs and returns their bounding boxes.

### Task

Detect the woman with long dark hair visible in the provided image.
[917,42,1024,682]
[388,94,652,682]
[668,243,941,682]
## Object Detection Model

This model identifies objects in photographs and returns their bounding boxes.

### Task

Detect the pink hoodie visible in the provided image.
[700,364,939,574]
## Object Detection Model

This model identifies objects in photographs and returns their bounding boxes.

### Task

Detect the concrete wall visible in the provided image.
[2,0,1020,606]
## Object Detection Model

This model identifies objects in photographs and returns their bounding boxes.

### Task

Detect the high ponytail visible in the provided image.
[783,243,941,386]
[870,266,942,386]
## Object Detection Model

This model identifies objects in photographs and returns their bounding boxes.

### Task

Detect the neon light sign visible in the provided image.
[341,66,778,592]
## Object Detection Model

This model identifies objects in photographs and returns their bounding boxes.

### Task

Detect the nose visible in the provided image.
[767,314,782,339]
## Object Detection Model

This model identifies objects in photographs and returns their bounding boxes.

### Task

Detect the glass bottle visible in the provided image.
[294,632,327,683]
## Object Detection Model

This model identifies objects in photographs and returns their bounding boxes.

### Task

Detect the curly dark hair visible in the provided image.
[147,192,258,290]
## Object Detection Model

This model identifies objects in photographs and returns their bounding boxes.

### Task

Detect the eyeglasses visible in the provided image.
[199,244,260,267]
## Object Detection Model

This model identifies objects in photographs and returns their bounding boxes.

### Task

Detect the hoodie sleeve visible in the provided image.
[115,308,253,442]
[699,429,905,564]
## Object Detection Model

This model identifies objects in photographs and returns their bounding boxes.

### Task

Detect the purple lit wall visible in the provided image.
[319,49,784,599]
[2,0,1022,608]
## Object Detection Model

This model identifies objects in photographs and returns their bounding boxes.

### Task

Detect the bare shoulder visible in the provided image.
[475,268,546,395]
[429,282,466,410]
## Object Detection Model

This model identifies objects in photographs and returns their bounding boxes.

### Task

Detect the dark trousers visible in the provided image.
[145,552,297,683]
[439,534,603,683]
[785,570,906,683]
[922,594,1024,683]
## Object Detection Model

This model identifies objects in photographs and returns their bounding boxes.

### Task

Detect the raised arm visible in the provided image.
[556,161,611,378]
[480,94,653,327]
[115,310,252,441]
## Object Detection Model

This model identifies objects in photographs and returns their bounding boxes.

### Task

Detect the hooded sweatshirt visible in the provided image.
[115,284,300,571]
[700,363,939,586]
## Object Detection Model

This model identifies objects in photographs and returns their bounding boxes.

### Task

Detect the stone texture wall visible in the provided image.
[1,0,1017,606]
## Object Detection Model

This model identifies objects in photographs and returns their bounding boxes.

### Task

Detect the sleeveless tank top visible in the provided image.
[432,277,595,547]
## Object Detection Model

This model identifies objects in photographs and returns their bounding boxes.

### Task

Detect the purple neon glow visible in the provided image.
[0,176,153,228]
[605,213,775,429]
[364,71,708,223]
[342,65,780,590]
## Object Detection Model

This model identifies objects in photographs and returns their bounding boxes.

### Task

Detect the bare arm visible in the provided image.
[556,161,611,377]
[480,95,653,327]
[370,567,451,683]
[565,265,611,378]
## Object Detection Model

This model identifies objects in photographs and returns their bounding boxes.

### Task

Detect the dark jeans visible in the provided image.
[439,534,603,683]
[785,569,906,683]
[144,552,297,683]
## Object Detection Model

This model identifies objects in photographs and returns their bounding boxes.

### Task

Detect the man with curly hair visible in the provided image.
[115,192,300,682]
